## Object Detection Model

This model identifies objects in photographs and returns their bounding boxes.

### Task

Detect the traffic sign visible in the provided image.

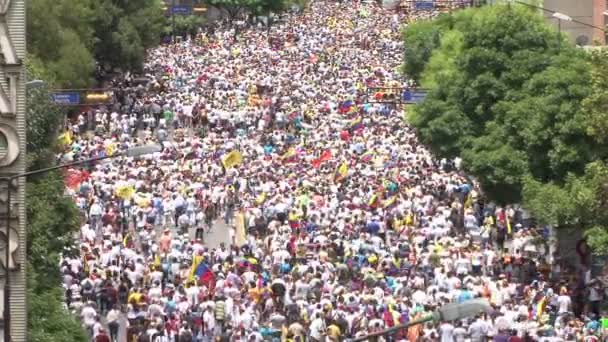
[51,92,80,105]
[414,0,434,10]
[402,90,428,104]
[171,5,192,15]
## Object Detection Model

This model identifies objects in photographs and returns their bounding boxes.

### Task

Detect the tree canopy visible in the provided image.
[25,69,87,341]
[27,0,166,87]
[404,5,608,253]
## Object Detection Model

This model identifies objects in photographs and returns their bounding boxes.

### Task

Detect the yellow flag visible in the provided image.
[116,185,135,200]
[281,148,296,160]
[222,151,243,169]
[106,143,116,156]
[383,196,397,208]
[507,215,512,234]
[57,131,72,146]
[338,161,348,177]
[255,192,266,205]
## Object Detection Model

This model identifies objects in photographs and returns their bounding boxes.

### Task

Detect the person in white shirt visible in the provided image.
[439,322,455,342]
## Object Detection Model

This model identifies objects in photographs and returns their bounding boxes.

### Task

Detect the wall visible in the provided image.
[544,0,606,45]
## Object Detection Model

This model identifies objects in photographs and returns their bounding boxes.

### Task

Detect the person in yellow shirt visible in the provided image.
[326,324,341,341]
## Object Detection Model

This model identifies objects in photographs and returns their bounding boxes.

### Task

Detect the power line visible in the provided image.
[511,0,606,33]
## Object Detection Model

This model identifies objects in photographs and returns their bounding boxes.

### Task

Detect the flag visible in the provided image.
[222,151,243,169]
[154,254,162,269]
[116,185,136,200]
[194,262,215,284]
[189,255,205,282]
[464,193,473,209]
[82,254,89,275]
[255,192,266,205]
[319,150,332,162]
[64,169,89,189]
[506,215,512,234]
[348,117,363,131]
[123,233,133,248]
[334,161,348,182]
[106,143,116,157]
[383,196,397,208]
[281,148,296,160]
[368,194,380,208]
[57,130,72,147]
[311,158,322,168]
[361,151,374,162]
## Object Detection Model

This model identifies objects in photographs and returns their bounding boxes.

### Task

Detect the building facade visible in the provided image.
[0,0,26,340]
[543,0,606,45]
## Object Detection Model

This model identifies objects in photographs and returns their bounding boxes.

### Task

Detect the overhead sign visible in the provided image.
[402,90,429,104]
[51,92,81,105]
[414,0,434,9]
[170,5,192,15]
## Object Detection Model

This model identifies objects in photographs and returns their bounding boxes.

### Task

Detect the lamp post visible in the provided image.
[1,144,161,342]
[349,299,493,342]
[552,12,572,51]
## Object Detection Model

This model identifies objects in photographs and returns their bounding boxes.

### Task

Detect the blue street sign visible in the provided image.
[171,5,192,15]
[51,92,80,105]
[414,1,434,10]
[402,90,428,104]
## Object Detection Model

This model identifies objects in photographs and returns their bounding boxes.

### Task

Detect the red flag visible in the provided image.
[311,158,322,168]
[319,150,332,162]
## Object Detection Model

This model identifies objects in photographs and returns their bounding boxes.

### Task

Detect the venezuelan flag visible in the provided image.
[361,151,374,162]
[189,255,205,282]
[348,116,363,131]
[193,261,215,285]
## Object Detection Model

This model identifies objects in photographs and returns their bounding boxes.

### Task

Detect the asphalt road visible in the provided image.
[109,219,232,342]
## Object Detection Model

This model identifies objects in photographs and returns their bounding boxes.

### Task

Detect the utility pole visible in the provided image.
[172,0,177,44]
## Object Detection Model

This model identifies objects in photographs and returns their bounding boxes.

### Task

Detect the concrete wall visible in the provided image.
[544,0,606,45]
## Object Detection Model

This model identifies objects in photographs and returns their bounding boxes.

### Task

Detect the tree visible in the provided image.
[167,15,207,38]
[522,162,608,255]
[406,4,603,203]
[27,0,96,87]
[24,70,87,340]
[205,0,288,22]
[92,0,165,73]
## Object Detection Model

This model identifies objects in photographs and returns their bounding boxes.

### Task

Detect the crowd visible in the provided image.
[58,1,608,341]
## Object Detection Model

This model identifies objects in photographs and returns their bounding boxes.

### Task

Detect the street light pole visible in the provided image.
[172,0,177,44]
[350,299,493,342]
[1,144,160,341]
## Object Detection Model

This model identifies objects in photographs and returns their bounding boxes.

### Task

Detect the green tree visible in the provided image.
[168,15,207,38]
[522,162,608,255]
[406,4,602,203]
[205,0,288,22]
[27,0,96,87]
[25,69,87,340]
[92,0,165,72]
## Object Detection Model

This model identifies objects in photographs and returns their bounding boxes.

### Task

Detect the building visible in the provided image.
[543,0,607,45]
[0,0,26,340]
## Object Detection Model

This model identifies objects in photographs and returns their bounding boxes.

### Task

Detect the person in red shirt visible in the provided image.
[94,328,111,342]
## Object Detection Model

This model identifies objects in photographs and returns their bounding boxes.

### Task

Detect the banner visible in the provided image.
[235,211,247,247]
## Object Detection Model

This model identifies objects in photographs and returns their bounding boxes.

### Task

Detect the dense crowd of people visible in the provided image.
[58,1,607,341]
